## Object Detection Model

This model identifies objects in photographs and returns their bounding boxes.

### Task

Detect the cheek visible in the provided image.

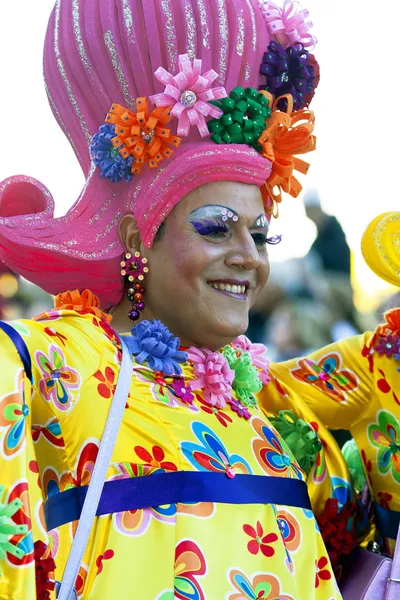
[168,237,221,286]
[257,252,270,287]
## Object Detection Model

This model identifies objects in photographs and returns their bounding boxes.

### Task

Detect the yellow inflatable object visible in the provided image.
[362,212,400,286]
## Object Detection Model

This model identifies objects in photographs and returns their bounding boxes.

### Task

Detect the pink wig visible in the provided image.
[0,0,273,308]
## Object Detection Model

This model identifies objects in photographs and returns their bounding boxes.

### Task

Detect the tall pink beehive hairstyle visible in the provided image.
[0,0,317,308]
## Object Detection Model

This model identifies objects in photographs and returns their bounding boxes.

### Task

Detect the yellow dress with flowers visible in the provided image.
[0,299,344,600]
[268,308,400,557]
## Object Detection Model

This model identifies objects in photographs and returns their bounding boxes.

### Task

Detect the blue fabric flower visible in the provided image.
[90,124,134,183]
[125,320,188,375]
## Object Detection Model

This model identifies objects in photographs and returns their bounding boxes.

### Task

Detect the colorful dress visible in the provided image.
[269,308,400,557]
[0,306,342,600]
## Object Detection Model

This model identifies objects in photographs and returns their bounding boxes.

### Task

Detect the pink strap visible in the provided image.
[386,526,400,599]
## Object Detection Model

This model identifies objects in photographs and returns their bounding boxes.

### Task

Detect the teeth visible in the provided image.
[209,283,246,294]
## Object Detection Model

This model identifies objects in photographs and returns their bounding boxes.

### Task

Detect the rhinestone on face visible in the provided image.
[281,71,289,83]
[180,90,197,108]
[141,130,155,143]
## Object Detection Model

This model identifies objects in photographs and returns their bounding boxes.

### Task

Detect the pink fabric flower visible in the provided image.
[232,335,271,385]
[259,0,317,50]
[150,54,227,138]
[188,347,234,408]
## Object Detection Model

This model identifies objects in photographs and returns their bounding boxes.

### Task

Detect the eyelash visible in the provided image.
[192,220,282,246]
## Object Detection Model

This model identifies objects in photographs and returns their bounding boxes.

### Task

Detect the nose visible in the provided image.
[224,231,261,270]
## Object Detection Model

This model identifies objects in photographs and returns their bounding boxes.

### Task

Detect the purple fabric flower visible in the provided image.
[171,378,195,404]
[375,335,400,358]
[228,398,251,420]
[90,123,134,183]
[125,320,187,375]
[260,41,318,110]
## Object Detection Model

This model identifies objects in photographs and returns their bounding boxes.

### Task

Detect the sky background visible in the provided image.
[0,0,398,310]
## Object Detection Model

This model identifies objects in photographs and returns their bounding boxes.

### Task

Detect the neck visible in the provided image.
[111,295,236,350]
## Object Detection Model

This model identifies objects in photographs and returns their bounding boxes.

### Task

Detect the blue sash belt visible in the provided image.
[44,472,311,531]
[375,502,400,540]
[0,320,33,383]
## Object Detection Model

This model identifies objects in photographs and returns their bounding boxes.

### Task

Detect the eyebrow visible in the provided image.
[189,204,239,219]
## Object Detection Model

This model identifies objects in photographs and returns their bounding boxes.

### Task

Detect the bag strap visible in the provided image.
[0,321,33,383]
[57,337,133,600]
[386,523,400,599]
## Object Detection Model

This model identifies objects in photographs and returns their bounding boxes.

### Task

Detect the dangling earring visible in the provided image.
[120,252,149,322]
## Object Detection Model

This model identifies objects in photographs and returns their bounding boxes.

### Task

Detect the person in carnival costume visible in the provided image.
[0,0,358,598]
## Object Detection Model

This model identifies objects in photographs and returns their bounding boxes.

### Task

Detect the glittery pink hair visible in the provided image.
[0,0,272,308]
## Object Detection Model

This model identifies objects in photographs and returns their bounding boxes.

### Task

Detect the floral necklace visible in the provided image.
[122,319,270,419]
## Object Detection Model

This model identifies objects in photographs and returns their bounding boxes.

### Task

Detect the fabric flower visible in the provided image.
[0,485,28,572]
[232,335,271,385]
[198,397,233,427]
[150,53,227,138]
[243,521,278,557]
[104,99,181,175]
[223,346,262,408]
[258,90,316,215]
[134,445,178,471]
[269,410,322,475]
[188,347,234,408]
[374,335,400,357]
[228,398,251,420]
[90,123,134,183]
[171,378,195,404]
[34,541,56,598]
[260,41,319,110]
[125,320,187,375]
[260,0,317,50]
[208,87,271,149]
[316,498,358,567]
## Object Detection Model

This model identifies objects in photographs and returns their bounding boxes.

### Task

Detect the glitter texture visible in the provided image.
[104,30,136,110]
[245,0,257,52]
[54,0,91,145]
[216,0,228,84]
[183,0,197,58]
[72,0,93,75]
[196,0,210,49]
[160,0,178,73]
[44,77,81,161]
[95,212,122,242]
[244,64,251,82]
[89,198,112,225]
[236,11,245,56]
[121,0,135,43]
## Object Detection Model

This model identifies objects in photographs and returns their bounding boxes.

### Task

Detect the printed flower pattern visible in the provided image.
[291,353,358,402]
[94,367,117,399]
[174,540,206,600]
[368,410,400,483]
[96,549,115,575]
[243,520,278,557]
[134,445,178,472]
[3,481,34,569]
[198,397,233,427]
[35,345,80,411]
[32,418,65,448]
[0,371,29,458]
[181,422,252,477]
[252,417,303,479]
[227,568,294,600]
[314,556,332,588]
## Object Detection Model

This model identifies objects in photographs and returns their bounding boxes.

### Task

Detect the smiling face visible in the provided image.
[133,181,272,349]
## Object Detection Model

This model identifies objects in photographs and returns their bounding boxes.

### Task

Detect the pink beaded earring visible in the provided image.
[120,252,149,322]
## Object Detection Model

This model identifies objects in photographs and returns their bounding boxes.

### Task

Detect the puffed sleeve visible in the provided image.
[0,328,56,600]
[266,332,376,430]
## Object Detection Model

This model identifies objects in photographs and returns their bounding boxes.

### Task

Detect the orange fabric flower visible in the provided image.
[379,308,400,337]
[258,92,316,217]
[106,99,182,175]
[54,289,112,323]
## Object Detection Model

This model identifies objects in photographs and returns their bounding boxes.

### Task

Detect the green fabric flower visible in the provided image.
[269,410,322,475]
[342,438,367,494]
[223,346,262,408]
[208,86,271,150]
[0,484,28,573]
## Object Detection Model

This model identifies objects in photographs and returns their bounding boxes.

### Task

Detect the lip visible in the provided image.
[207,279,251,301]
